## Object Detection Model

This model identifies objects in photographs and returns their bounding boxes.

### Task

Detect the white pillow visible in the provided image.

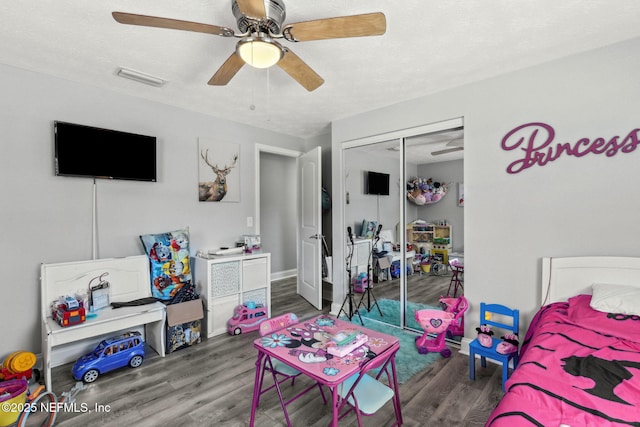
[590,283,640,315]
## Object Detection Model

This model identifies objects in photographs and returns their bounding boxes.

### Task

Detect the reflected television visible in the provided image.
[366,171,390,195]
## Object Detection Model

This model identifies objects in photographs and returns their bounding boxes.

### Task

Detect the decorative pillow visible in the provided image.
[140,228,192,300]
[590,283,640,316]
[567,294,640,343]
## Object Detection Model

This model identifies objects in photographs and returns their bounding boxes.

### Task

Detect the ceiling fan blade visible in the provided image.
[235,0,267,19]
[445,138,464,147]
[284,12,386,42]
[208,52,246,86]
[277,49,324,92]
[431,147,464,156]
[112,12,235,37]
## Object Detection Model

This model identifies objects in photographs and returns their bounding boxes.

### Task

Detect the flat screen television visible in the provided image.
[54,121,157,182]
[366,171,390,195]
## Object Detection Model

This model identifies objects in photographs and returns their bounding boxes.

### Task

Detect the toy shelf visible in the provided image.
[40,255,166,392]
[195,252,271,338]
[406,220,452,255]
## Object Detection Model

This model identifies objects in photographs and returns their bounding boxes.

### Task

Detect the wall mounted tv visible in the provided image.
[366,171,390,195]
[54,121,157,182]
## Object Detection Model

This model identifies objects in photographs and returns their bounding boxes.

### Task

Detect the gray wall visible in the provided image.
[344,147,402,240]
[0,63,305,354]
[332,37,640,338]
[259,152,297,274]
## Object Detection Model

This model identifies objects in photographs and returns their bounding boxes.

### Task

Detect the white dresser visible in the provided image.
[194,252,271,337]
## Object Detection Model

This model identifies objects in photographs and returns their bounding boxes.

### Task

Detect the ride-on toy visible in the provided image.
[414,309,456,357]
[438,295,469,339]
[72,331,144,383]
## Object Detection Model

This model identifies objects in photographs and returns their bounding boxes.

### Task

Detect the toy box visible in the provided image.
[166,298,204,353]
[390,261,412,278]
[353,272,368,293]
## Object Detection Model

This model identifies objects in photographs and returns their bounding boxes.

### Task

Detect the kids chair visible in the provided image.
[468,302,520,391]
[256,313,326,426]
[447,258,464,297]
[336,341,403,427]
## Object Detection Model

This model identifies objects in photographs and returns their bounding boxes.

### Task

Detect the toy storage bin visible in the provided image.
[0,378,28,426]
[390,261,412,278]
[353,273,368,293]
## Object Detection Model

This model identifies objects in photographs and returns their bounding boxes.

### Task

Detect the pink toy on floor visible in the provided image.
[414,309,456,357]
[439,295,468,338]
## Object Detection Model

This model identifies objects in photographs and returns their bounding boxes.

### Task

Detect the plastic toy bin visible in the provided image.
[0,378,28,426]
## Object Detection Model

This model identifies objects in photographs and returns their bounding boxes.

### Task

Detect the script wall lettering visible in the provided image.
[501,122,640,174]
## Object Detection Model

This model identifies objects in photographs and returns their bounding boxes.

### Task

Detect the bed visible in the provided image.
[486,256,640,427]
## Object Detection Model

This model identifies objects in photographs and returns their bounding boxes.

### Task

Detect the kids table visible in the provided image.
[250,314,401,426]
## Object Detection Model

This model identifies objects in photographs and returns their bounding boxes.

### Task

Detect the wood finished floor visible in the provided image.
[50,273,503,426]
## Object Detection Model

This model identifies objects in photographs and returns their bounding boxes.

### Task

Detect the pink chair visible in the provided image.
[447,259,464,297]
[439,295,469,338]
[255,313,326,426]
[336,341,403,426]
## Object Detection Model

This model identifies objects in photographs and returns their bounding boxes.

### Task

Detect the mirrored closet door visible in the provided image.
[343,138,402,327]
[403,128,464,332]
[340,118,464,334]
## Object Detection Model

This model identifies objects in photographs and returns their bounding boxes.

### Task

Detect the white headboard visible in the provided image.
[541,256,640,305]
[40,255,151,319]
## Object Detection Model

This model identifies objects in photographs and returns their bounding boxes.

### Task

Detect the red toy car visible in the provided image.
[227,302,268,335]
[52,296,86,327]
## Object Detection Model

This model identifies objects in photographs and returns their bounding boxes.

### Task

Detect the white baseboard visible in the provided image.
[271,269,296,281]
[330,301,342,316]
[460,336,471,355]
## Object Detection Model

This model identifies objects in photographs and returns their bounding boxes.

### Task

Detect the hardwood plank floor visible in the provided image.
[50,274,503,426]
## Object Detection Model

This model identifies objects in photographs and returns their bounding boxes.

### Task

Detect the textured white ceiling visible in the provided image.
[2,1,640,139]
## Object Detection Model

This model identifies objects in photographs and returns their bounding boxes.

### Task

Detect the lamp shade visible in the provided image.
[237,37,283,69]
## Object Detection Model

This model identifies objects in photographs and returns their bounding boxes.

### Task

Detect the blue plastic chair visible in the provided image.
[336,341,403,426]
[468,302,520,391]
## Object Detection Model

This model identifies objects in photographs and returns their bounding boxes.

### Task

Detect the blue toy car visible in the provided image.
[72,331,145,383]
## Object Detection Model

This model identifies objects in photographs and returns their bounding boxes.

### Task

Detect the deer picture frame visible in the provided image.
[198,139,240,202]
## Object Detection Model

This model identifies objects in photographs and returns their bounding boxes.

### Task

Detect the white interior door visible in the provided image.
[297,147,322,309]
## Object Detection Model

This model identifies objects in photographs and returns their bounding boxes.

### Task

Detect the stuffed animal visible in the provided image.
[406,177,447,205]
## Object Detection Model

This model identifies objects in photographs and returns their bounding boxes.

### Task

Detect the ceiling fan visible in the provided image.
[431,138,464,156]
[112,0,386,92]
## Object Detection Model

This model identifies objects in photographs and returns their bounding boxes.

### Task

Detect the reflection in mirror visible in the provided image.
[341,126,464,338]
[404,128,464,341]
[343,139,401,326]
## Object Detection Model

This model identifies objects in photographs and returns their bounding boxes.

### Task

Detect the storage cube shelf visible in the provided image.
[406,220,452,255]
[195,253,271,338]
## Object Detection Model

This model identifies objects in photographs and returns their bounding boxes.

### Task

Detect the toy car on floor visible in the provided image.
[72,331,144,383]
[227,302,268,335]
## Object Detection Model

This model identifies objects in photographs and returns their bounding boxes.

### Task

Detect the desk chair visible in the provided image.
[336,341,403,427]
[257,313,326,426]
[469,303,520,391]
[447,259,464,297]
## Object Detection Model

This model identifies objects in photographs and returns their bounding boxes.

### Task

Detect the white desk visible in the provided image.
[41,255,166,391]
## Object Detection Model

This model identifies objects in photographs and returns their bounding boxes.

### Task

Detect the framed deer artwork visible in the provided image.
[198,139,240,202]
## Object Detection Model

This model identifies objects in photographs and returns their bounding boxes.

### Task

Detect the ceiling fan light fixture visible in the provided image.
[237,36,283,69]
